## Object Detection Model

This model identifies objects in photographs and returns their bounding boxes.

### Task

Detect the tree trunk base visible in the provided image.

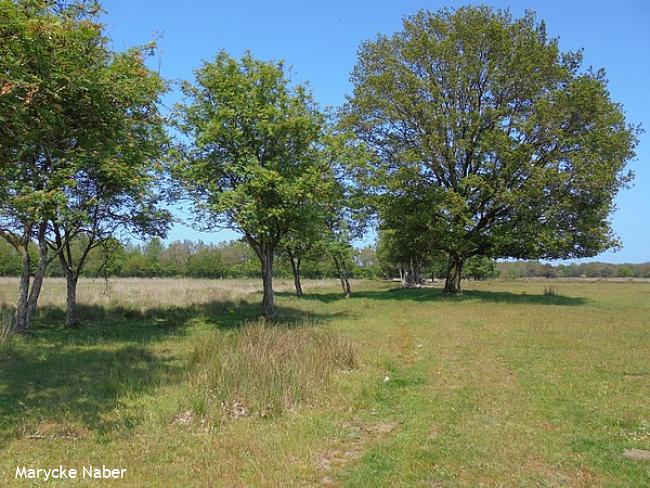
[442,285,463,295]
[290,258,303,298]
[443,256,464,294]
[260,250,275,319]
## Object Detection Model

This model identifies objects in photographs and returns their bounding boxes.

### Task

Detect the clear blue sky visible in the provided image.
[101,0,649,263]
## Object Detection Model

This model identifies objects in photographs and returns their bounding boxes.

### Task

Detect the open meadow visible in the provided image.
[2,0,649,485]
[0,278,649,486]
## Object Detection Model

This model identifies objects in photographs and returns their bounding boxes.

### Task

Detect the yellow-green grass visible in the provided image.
[0,278,648,486]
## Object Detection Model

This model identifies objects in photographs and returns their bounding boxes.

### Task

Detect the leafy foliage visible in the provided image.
[0,0,171,327]
[342,6,638,291]
[172,52,336,314]
[173,51,328,244]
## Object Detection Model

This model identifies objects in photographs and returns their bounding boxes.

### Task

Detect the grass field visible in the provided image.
[1,278,649,486]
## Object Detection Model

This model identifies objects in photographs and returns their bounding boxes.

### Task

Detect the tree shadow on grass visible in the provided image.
[279,287,587,306]
[0,343,176,441]
[32,297,347,344]
[0,298,346,446]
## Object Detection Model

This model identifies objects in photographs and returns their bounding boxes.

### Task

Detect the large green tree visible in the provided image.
[173,52,330,317]
[343,7,638,293]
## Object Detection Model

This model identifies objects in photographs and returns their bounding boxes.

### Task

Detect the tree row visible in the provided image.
[1,2,637,332]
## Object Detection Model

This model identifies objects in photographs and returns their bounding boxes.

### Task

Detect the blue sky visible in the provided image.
[101,0,649,263]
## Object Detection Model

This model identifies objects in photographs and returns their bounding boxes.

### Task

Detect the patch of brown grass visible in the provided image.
[0,277,314,308]
[314,418,400,483]
[0,277,344,321]
[543,284,560,296]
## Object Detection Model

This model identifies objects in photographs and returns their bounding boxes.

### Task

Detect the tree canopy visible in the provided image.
[0,1,641,330]
[173,51,332,316]
[342,6,638,293]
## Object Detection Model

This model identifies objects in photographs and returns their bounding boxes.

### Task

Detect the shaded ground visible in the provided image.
[0,299,345,441]
[279,286,588,306]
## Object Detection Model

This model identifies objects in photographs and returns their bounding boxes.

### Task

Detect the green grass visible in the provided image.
[0,279,649,486]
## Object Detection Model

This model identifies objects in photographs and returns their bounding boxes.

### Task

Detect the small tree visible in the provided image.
[343,6,638,294]
[463,256,499,281]
[173,52,329,317]
[323,226,355,297]
[279,129,368,297]
[354,245,379,279]
[281,230,318,297]
[321,131,371,297]
[48,43,170,327]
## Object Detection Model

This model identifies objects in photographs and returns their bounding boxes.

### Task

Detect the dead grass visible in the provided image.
[0,277,347,319]
[0,309,13,350]
[315,418,400,476]
[543,284,560,296]
[186,319,356,424]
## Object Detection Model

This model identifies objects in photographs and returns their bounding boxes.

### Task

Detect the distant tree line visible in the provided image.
[0,236,503,281]
[496,261,650,279]
[0,237,382,280]
[2,235,644,281]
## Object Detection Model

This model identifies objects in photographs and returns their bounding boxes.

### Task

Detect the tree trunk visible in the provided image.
[340,272,352,297]
[64,273,79,328]
[24,223,49,328]
[14,243,31,334]
[5,223,50,334]
[289,256,303,297]
[402,258,425,288]
[57,243,80,328]
[414,257,423,285]
[260,248,275,318]
[333,255,352,297]
[444,255,464,294]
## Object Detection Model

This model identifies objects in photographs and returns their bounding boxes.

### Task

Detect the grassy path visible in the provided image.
[1,280,649,486]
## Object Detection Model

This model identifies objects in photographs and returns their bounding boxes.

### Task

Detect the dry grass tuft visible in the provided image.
[186,320,356,423]
[0,309,14,349]
[543,284,559,296]
[22,421,89,441]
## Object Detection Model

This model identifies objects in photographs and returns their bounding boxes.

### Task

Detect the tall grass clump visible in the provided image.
[544,285,559,296]
[187,320,356,422]
[0,309,14,353]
